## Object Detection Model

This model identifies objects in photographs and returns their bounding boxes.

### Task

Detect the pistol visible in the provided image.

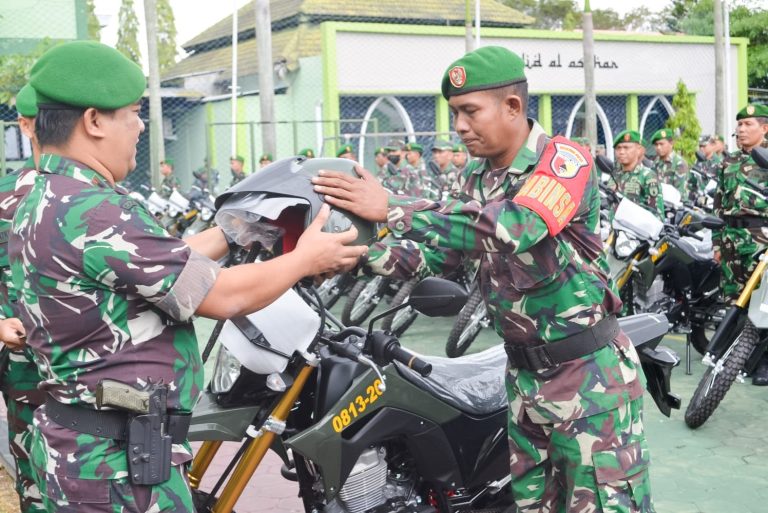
[96,379,151,413]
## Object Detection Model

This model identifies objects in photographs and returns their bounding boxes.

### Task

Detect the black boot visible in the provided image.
[752,355,768,386]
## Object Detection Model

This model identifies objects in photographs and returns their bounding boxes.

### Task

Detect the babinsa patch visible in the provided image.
[550,142,589,179]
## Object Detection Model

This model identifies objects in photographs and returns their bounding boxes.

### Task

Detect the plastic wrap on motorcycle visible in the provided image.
[393,346,508,416]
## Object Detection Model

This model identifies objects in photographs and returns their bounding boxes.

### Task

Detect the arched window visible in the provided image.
[565,96,615,159]
[640,95,675,141]
[359,96,415,167]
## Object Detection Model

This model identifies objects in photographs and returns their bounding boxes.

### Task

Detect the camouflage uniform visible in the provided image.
[404,158,440,200]
[230,169,246,187]
[381,163,417,196]
[159,174,180,199]
[364,121,652,512]
[0,159,46,513]
[654,151,689,198]
[612,163,665,220]
[714,142,768,300]
[9,153,220,512]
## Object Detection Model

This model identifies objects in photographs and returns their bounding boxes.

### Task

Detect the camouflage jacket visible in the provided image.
[654,151,690,198]
[364,121,643,423]
[0,160,46,404]
[230,169,246,187]
[159,174,181,199]
[613,163,665,219]
[403,159,440,200]
[9,153,221,478]
[381,163,417,196]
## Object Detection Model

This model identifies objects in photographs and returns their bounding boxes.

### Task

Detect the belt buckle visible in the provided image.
[529,346,554,370]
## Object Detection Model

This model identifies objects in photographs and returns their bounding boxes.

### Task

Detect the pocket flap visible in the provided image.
[45,474,111,504]
[593,439,650,484]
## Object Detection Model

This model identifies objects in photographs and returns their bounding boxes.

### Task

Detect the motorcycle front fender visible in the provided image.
[188,390,262,442]
[639,345,681,417]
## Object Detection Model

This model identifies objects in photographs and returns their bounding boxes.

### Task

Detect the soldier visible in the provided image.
[403,142,440,200]
[229,154,247,186]
[651,128,690,199]
[713,103,768,385]
[429,139,456,197]
[259,153,273,168]
[313,46,653,513]
[452,142,469,173]
[158,158,180,199]
[613,129,665,220]
[373,146,390,177]
[298,147,315,159]
[336,144,356,161]
[1,83,46,513]
[9,41,366,512]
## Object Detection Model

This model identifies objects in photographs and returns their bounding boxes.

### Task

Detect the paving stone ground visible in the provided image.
[2,311,767,513]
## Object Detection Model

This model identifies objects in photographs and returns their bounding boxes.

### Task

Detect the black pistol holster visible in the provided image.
[126,385,173,486]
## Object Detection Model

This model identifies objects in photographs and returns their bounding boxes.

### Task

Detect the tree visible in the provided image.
[666,80,702,162]
[116,0,141,65]
[86,0,101,40]
[156,0,177,72]
[591,9,623,30]
[0,40,57,105]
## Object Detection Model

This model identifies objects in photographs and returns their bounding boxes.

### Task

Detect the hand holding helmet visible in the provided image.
[312,165,390,223]
[294,204,368,277]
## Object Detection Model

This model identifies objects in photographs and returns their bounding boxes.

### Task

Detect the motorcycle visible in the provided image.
[315,272,357,310]
[444,280,491,358]
[685,146,768,429]
[183,186,218,236]
[188,274,680,513]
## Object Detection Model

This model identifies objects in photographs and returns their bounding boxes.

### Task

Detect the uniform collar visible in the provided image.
[37,153,125,193]
[472,118,548,176]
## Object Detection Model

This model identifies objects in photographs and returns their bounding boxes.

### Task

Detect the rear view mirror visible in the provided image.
[595,155,615,176]
[752,147,768,170]
[408,277,468,317]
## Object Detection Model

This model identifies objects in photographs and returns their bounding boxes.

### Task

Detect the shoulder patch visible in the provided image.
[513,135,593,236]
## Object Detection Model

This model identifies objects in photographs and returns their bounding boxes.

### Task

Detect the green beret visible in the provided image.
[336,145,354,157]
[431,140,453,151]
[650,128,674,144]
[404,142,423,153]
[736,104,768,120]
[441,46,526,100]
[161,158,174,167]
[453,143,467,152]
[613,129,642,147]
[713,134,725,142]
[374,146,388,155]
[231,155,245,163]
[298,148,315,158]
[259,153,273,161]
[30,41,146,110]
[15,84,38,118]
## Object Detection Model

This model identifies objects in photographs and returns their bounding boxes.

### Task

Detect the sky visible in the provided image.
[94,0,675,71]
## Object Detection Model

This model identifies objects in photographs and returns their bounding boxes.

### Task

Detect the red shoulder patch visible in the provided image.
[513,136,593,236]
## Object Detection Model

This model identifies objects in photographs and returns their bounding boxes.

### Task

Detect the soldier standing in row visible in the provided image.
[651,128,690,199]
[428,139,456,197]
[612,129,665,220]
[337,144,357,161]
[159,158,180,199]
[229,154,247,186]
[0,83,46,513]
[9,41,366,512]
[452,142,468,174]
[714,104,768,385]
[259,153,273,168]
[298,147,315,159]
[313,46,654,513]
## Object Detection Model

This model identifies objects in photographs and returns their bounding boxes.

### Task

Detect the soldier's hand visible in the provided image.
[714,249,721,263]
[0,318,26,350]
[296,205,368,276]
[312,166,389,222]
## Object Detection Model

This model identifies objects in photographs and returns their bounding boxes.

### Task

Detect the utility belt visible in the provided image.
[724,215,767,229]
[45,383,191,486]
[504,315,619,371]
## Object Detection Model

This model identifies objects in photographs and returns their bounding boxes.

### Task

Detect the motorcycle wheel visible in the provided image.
[446,285,486,358]
[684,319,759,429]
[341,276,386,326]
[381,279,419,337]
[315,273,353,310]
[690,323,713,356]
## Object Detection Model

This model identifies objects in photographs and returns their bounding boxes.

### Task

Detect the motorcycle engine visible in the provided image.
[324,446,434,513]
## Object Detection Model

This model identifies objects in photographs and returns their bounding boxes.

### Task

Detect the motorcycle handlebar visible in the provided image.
[388,345,432,377]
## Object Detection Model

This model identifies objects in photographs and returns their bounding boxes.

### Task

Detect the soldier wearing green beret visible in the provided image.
[0,84,46,513]
[373,146,389,177]
[651,128,690,199]
[298,147,315,159]
[377,141,417,195]
[713,104,768,385]
[612,129,665,220]
[259,153,273,169]
[429,139,457,198]
[336,144,357,161]
[229,154,247,186]
[403,142,441,200]
[312,45,654,513]
[159,158,181,199]
[452,142,469,174]
[10,41,366,512]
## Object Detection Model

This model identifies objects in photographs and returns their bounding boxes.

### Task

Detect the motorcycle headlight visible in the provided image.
[210,344,242,394]
[201,207,213,221]
[614,231,639,258]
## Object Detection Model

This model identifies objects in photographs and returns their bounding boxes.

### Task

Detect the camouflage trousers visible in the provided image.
[719,226,768,301]
[505,392,653,513]
[4,396,45,513]
[33,461,194,513]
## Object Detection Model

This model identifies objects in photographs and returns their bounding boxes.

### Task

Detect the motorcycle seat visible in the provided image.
[676,236,714,261]
[394,345,508,416]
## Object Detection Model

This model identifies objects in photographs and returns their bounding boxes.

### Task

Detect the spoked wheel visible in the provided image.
[315,273,353,309]
[382,279,419,337]
[685,319,759,429]
[446,284,487,358]
[341,276,387,326]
